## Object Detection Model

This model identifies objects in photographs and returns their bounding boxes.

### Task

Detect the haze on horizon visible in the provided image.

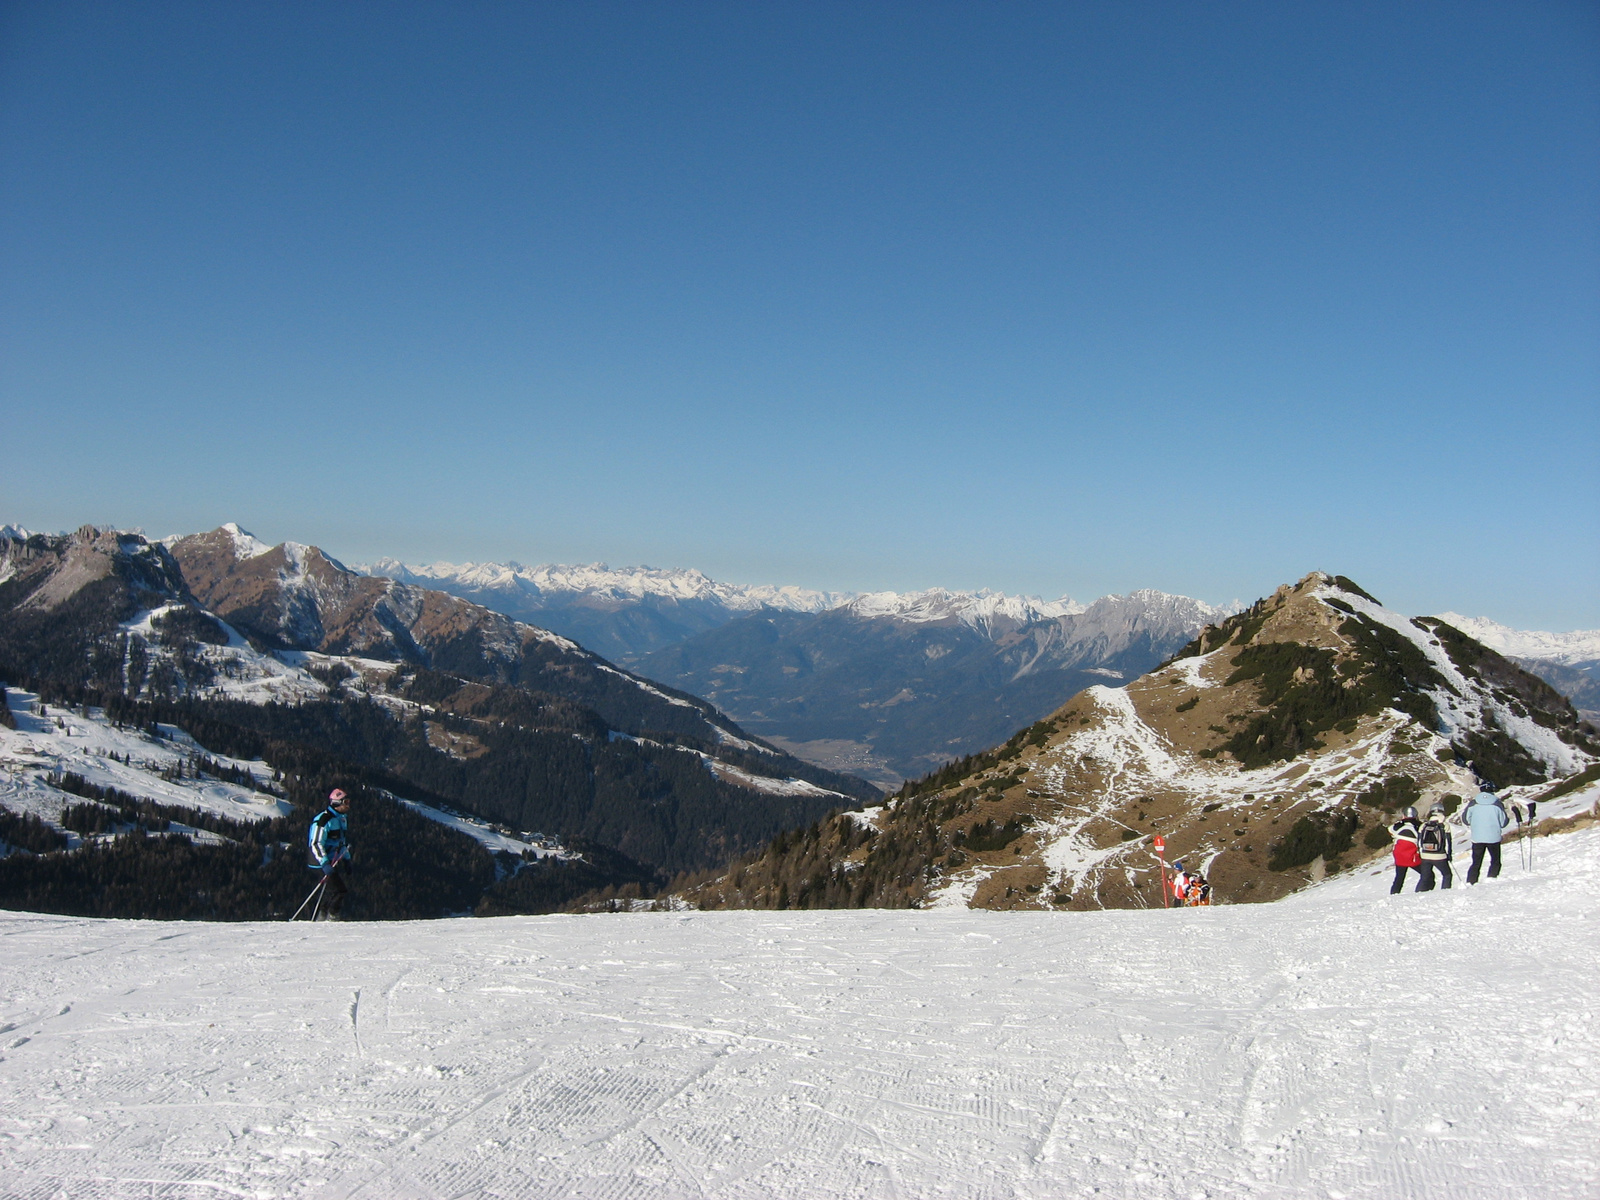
[2,2,1596,630]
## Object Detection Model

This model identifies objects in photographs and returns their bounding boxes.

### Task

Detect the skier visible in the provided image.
[307,787,353,919]
[1460,783,1509,884]
[1171,861,1193,906]
[1389,806,1422,894]
[1415,803,1453,891]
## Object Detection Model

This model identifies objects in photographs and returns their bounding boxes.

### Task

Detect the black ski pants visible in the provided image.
[1466,842,1501,884]
[319,864,349,917]
[1416,860,1452,891]
[1390,865,1418,894]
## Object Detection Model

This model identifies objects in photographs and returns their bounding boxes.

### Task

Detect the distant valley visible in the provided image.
[359,556,1232,785]
[359,555,1600,787]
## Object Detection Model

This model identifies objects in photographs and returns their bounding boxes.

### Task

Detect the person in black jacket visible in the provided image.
[1415,803,1453,891]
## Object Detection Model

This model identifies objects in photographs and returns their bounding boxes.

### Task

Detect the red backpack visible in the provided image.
[1391,819,1421,867]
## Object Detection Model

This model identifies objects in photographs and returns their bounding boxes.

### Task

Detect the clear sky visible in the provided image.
[2,2,1596,628]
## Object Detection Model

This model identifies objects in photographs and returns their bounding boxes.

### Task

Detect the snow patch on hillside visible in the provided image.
[705,760,848,800]
[0,688,291,833]
[391,795,569,859]
[1322,585,1591,777]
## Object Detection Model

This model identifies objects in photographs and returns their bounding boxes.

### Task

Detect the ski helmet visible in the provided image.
[1428,803,1445,817]
[329,788,348,806]
[1172,861,1185,872]
[1402,806,1418,820]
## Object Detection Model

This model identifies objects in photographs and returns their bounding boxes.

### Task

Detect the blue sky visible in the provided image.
[2,2,1596,628]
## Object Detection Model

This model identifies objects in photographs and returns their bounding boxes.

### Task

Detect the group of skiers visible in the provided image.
[299,778,1536,918]
[1169,861,1211,906]
[1388,781,1534,894]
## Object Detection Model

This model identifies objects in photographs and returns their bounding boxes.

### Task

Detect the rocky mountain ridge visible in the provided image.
[680,573,1598,913]
[1434,611,1600,721]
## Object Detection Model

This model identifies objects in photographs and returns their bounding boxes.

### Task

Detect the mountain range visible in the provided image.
[679,573,1599,913]
[359,555,852,662]
[355,554,1233,785]
[362,555,1600,787]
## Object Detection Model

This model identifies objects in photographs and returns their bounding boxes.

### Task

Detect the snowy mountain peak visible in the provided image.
[845,587,1085,629]
[1433,612,1600,668]
[219,522,274,560]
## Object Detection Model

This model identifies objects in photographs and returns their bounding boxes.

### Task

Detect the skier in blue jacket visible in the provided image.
[307,788,352,919]
[1460,783,1509,884]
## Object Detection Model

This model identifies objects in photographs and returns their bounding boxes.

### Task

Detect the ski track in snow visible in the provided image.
[0,827,1596,1198]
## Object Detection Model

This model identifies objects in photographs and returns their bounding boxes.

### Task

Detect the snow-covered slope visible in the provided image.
[0,687,292,835]
[1434,612,1600,721]
[0,686,566,859]
[1,816,1595,1197]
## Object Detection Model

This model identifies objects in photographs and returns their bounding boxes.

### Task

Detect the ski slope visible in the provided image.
[1,824,1596,1199]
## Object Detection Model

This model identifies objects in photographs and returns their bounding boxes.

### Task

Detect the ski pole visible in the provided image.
[291,877,327,921]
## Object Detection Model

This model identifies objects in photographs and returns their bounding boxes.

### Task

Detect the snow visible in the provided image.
[221,522,274,561]
[118,606,330,706]
[1169,649,1222,690]
[1004,676,1480,906]
[705,759,850,800]
[358,559,851,615]
[1,824,1595,1197]
[0,689,292,832]
[848,587,1085,630]
[391,796,568,859]
[1434,612,1600,668]
[607,732,850,803]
